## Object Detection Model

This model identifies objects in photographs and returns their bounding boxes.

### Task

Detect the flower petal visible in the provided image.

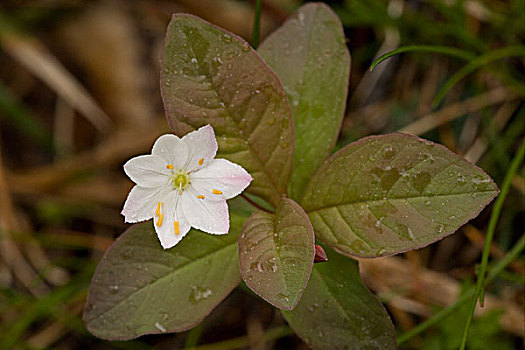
[154,191,191,249]
[121,185,170,223]
[190,159,253,201]
[182,125,218,172]
[152,134,188,170]
[182,188,229,234]
[123,155,170,187]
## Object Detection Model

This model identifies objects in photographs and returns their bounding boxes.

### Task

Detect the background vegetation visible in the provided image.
[0,0,523,349]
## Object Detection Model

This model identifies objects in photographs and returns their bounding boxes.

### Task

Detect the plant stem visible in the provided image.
[251,0,263,49]
[458,138,525,350]
[241,194,273,213]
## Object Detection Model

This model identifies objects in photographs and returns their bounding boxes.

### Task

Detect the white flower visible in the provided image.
[121,125,252,249]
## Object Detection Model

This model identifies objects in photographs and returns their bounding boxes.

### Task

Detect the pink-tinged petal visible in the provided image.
[123,155,170,188]
[190,159,253,200]
[181,125,218,172]
[154,191,191,249]
[121,185,170,223]
[182,188,229,234]
[152,134,188,170]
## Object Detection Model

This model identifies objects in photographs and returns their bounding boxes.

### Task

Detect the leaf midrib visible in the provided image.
[87,240,237,325]
[313,268,387,344]
[306,189,498,213]
[178,19,287,206]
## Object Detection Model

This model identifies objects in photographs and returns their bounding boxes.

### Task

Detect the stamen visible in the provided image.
[166,164,174,169]
[174,221,180,235]
[212,189,223,195]
[178,182,183,195]
[155,202,164,226]
[198,158,204,165]
[197,195,205,199]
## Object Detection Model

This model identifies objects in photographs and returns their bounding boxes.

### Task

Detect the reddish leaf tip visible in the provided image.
[313,244,328,263]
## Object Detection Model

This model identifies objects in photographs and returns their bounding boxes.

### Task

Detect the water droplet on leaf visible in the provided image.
[189,285,212,303]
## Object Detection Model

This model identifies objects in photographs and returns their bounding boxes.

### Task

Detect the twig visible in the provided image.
[399,87,513,135]
[0,31,113,133]
[463,100,520,163]
[0,148,48,296]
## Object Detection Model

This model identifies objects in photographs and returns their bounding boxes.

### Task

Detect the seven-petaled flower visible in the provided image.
[121,125,252,249]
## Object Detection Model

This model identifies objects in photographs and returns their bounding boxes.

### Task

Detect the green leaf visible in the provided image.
[302,133,499,258]
[282,247,395,349]
[83,214,246,340]
[239,198,314,310]
[161,14,294,208]
[258,3,350,200]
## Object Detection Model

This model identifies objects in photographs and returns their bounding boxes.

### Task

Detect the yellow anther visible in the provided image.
[155,202,164,226]
[197,195,205,199]
[212,189,223,195]
[166,164,174,169]
[174,221,180,235]
[198,158,204,166]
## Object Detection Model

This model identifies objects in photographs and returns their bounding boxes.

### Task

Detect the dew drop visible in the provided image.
[121,249,134,259]
[407,227,415,241]
[383,145,395,159]
[457,175,467,184]
[308,302,320,312]
[297,12,305,26]
[189,285,213,304]
[277,293,290,303]
[154,322,166,333]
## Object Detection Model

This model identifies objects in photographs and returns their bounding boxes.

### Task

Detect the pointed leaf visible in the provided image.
[83,214,246,340]
[282,247,395,349]
[239,198,314,310]
[258,3,350,200]
[302,133,499,257]
[161,14,294,208]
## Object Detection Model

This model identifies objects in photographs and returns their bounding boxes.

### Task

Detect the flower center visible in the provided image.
[172,172,190,193]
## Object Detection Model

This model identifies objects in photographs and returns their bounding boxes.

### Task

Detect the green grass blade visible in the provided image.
[251,0,262,49]
[397,232,525,345]
[0,82,54,150]
[459,138,525,350]
[369,45,475,71]
[433,46,525,106]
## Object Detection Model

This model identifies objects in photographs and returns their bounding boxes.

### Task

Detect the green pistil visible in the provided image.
[172,172,189,191]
